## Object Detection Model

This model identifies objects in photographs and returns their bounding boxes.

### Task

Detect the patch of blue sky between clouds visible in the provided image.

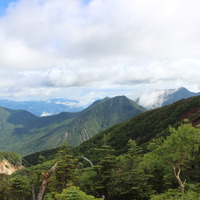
[0,0,17,16]
[82,0,91,5]
[0,0,90,16]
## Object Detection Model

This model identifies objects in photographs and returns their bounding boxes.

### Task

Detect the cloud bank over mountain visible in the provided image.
[0,0,200,102]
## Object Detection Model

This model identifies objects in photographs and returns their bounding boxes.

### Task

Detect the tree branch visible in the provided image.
[82,156,94,167]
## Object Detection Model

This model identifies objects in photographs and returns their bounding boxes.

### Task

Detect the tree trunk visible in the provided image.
[37,163,57,200]
[172,164,186,193]
[32,184,36,200]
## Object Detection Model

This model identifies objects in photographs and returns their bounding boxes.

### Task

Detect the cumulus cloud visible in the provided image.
[0,0,199,101]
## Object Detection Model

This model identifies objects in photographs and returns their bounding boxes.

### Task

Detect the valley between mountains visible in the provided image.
[0,96,145,156]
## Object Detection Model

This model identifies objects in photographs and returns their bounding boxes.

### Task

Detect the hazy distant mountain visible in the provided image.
[136,87,200,109]
[0,99,84,116]
[162,87,200,105]
[0,96,145,155]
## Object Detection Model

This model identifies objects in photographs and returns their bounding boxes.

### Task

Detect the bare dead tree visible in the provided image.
[37,162,57,200]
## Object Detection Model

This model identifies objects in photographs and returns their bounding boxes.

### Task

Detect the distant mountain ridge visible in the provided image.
[0,87,198,116]
[0,96,145,156]
[0,98,84,116]
[136,87,200,109]
[162,87,200,106]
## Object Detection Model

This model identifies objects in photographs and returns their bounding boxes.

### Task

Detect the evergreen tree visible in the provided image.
[10,174,31,199]
[108,140,152,200]
[0,174,11,200]
[52,144,77,193]
[92,142,116,199]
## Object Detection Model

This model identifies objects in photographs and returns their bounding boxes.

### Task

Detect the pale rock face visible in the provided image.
[0,159,23,175]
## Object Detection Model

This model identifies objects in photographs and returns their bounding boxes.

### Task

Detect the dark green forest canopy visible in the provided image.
[4,123,200,200]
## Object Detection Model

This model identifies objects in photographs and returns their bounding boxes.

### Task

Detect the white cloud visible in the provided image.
[0,0,199,101]
[40,111,53,117]
[136,89,175,108]
[2,0,200,63]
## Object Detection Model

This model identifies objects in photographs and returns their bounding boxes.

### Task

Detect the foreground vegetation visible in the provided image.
[0,122,200,200]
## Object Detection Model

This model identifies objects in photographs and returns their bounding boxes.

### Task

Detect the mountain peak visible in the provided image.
[177,87,188,91]
[176,87,190,93]
[137,87,200,109]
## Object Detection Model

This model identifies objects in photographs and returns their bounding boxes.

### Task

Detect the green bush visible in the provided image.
[151,189,200,200]
[55,186,101,200]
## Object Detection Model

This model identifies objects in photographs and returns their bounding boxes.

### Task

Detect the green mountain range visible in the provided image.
[76,95,200,160]
[24,95,200,166]
[0,96,145,156]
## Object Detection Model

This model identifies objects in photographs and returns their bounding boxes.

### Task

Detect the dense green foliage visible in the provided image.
[2,122,200,200]
[0,96,145,156]
[54,186,101,200]
[151,189,200,200]
[23,147,59,166]
[143,123,200,193]
[0,122,199,199]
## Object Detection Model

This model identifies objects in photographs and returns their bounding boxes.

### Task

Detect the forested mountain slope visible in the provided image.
[24,95,200,166]
[77,95,200,160]
[0,96,144,156]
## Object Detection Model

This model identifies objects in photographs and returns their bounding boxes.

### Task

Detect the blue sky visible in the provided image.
[0,0,199,106]
[0,0,16,16]
[0,0,90,16]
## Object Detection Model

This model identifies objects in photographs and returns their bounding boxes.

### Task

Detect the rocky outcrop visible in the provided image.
[0,159,23,175]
